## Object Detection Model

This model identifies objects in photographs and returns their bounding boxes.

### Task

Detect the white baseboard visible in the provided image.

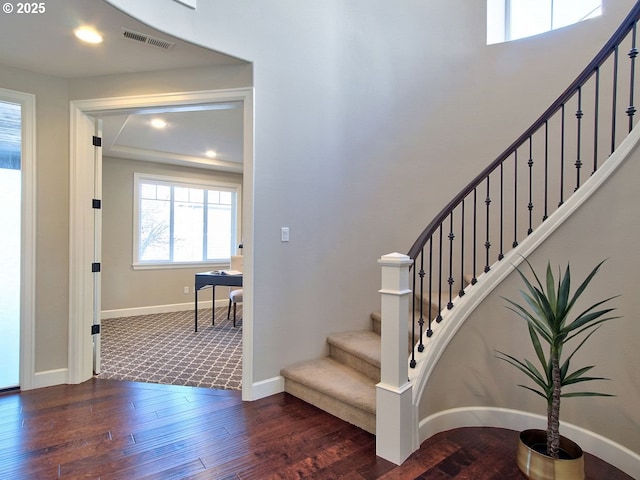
[30,368,69,390]
[419,407,640,478]
[101,299,228,319]
[243,375,284,401]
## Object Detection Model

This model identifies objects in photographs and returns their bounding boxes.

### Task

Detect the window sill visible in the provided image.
[132,261,228,271]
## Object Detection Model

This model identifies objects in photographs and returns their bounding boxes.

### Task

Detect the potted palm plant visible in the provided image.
[497,258,619,480]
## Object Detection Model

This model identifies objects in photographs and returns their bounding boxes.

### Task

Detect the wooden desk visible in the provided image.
[194,271,243,331]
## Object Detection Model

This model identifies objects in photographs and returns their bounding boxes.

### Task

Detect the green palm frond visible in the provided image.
[496,350,549,391]
[496,258,619,457]
[561,391,615,398]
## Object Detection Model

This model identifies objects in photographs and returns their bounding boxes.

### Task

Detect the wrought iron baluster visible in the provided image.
[459,199,466,297]
[472,188,478,285]
[447,213,454,310]
[499,163,504,260]
[527,137,534,235]
[559,104,565,207]
[575,86,583,191]
[417,251,425,351]
[410,261,417,368]
[611,45,619,154]
[628,23,638,132]
[543,120,549,221]
[593,67,600,173]
[513,150,518,248]
[427,238,434,337]
[436,225,443,323]
[484,177,491,273]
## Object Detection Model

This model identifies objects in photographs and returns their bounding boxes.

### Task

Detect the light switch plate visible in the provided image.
[281,227,290,242]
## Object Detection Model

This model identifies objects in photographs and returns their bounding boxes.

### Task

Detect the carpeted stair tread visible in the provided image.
[327,330,381,368]
[281,357,376,415]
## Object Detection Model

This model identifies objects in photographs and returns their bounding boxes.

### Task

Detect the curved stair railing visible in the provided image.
[406,1,640,368]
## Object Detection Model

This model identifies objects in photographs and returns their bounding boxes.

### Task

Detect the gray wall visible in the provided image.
[106,0,638,383]
[102,156,242,312]
[0,66,70,372]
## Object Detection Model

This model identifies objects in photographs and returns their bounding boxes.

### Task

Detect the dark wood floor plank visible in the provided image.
[376,439,459,480]
[1,431,134,480]
[57,403,239,477]
[0,379,633,480]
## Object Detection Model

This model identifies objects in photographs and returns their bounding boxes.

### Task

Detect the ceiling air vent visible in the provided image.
[121,28,176,50]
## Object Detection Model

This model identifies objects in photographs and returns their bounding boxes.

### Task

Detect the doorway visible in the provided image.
[68,88,255,398]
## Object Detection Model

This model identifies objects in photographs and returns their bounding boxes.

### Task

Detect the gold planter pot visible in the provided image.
[517,429,585,480]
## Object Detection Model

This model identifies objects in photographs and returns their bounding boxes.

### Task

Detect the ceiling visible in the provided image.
[0,0,247,173]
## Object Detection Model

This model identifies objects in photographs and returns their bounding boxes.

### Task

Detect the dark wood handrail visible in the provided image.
[408,1,640,260]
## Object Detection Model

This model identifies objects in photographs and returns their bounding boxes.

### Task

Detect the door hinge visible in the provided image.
[91,324,101,335]
[92,136,102,147]
[91,262,101,273]
[92,199,102,209]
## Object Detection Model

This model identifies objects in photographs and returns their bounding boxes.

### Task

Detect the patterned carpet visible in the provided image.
[99,307,242,390]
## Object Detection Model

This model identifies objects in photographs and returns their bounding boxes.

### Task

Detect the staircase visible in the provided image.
[286,1,640,453]
[280,314,382,434]
[280,293,441,434]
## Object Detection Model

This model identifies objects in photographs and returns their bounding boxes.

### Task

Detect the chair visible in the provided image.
[227,255,243,326]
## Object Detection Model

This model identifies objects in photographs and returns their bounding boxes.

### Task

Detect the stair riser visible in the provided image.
[284,378,376,434]
[328,344,380,382]
[372,313,421,352]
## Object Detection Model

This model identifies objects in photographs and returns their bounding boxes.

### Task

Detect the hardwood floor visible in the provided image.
[0,379,632,479]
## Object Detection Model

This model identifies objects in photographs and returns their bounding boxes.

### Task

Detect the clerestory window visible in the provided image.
[133,173,240,269]
[487,0,602,45]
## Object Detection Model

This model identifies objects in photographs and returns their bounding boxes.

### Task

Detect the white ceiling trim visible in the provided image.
[105,143,242,173]
[80,89,250,114]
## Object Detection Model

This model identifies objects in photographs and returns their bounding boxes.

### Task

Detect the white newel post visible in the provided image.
[376,252,415,465]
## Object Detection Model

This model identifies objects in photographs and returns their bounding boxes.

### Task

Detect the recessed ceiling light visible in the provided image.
[205,150,217,158]
[150,118,167,129]
[74,26,103,44]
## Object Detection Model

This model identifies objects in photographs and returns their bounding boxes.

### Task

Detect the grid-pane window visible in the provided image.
[488,0,601,44]
[508,0,601,41]
[207,190,233,260]
[135,174,239,266]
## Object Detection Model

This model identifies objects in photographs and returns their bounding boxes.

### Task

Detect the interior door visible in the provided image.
[75,110,103,376]
[92,118,103,374]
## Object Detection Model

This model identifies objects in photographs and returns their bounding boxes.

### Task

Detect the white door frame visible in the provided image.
[0,88,36,391]
[68,88,255,398]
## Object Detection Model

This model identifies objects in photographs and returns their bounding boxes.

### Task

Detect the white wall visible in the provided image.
[105,0,637,383]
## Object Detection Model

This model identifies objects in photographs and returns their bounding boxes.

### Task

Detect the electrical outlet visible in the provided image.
[183,286,190,294]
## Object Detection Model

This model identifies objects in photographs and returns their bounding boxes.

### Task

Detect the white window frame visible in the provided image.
[487,0,602,45]
[133,172,241,270]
